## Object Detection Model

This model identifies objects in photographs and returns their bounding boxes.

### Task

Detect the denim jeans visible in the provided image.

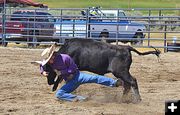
[55,72,117,101]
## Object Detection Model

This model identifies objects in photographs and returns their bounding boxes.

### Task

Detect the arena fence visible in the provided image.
[0,7,180,52]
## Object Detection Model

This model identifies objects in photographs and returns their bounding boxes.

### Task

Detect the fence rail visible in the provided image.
[0,7,180,52]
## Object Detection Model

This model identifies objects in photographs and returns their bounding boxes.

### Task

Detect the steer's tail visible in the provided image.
[129,46,161,57]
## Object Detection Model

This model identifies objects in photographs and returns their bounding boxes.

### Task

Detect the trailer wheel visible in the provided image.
[99,31,109,43]
[0,41,8,47]
[131,32,144,45]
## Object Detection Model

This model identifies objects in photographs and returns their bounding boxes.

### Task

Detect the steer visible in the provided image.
[46,38,160,103]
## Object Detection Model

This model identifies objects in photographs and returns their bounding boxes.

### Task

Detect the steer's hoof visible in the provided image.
[132,95,142,104]
[132,99,141,104]
[121,94,133,103]
[121,94,141,104]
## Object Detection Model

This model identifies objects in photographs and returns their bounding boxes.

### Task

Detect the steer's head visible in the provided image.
[42,64,57,85]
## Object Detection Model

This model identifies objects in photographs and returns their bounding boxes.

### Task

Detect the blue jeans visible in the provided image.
[55,72,117,101]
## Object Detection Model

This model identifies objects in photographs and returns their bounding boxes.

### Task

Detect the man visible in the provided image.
[35,44,121,102]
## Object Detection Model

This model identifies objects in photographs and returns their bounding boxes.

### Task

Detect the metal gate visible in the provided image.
[0,7,180,52]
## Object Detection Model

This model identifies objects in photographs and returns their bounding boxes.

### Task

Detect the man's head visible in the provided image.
[32,43,58,66]
[41,43,57,66]
[48,52,57,64]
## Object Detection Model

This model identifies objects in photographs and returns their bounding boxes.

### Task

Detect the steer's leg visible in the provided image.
[113,72,131,103]
[130,76,141,103]
[122,72,141,103]
[113,71,141,103]
[110,56,141,103]
[122,81,132,103]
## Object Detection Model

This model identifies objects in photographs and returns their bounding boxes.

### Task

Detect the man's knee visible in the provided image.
[55,90,65,98]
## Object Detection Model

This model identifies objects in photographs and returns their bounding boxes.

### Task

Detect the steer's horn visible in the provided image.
[31,61,43,65]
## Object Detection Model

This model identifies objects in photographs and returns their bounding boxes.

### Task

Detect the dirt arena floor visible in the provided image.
[0,46,179,115]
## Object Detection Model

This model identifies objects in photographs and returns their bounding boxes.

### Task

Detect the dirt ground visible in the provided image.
[0,46,179,115]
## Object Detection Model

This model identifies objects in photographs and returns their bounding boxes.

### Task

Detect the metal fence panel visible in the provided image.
[0,7,179,52]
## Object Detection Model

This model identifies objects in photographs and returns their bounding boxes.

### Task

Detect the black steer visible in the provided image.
[47,38,160,103]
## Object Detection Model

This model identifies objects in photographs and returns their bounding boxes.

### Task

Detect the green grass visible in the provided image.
[35,0,180,8]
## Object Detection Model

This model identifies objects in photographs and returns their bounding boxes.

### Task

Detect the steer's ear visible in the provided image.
[31,61,43,65]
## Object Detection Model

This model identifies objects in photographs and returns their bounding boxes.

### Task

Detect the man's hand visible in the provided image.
[42,71,49,77]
